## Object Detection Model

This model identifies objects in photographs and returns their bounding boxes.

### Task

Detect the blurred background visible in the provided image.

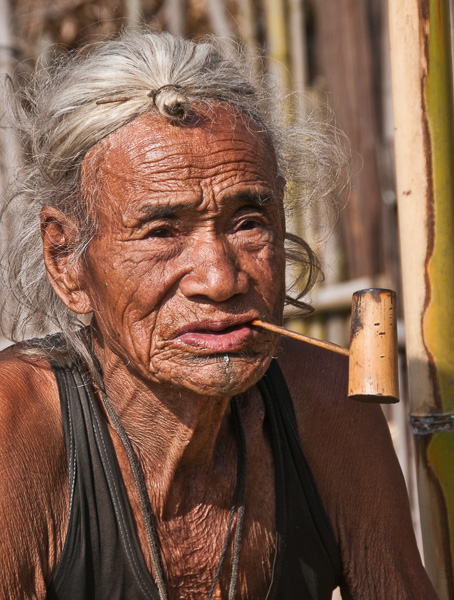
[1,1,452,598]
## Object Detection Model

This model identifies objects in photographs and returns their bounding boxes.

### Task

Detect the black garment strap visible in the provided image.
[48,362,159,600]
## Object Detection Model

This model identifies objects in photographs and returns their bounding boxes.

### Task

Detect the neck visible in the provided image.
[91,336,233,499]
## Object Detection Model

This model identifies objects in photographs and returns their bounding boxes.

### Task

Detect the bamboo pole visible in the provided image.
[125,0,143,27]
[165,0,187,37]
[263,0,291,100]
[0,0,19,352]
[0,0,17,191]
[388,1,454,596]
[288,0,308,116]
[237,0,259,68]
[206,0,235,49]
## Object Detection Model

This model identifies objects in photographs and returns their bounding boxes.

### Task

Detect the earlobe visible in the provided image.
[40,206,93,314]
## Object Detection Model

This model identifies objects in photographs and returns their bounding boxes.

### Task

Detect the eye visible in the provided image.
[145,227,174,239]
[237,219,261,231]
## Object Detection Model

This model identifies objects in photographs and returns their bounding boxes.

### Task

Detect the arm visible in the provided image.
[0,351,68,599]
[278,338,439,600]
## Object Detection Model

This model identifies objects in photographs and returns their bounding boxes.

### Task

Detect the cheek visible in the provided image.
[84,246,169,313]
[81,252,168,357]
[243,242,286,299]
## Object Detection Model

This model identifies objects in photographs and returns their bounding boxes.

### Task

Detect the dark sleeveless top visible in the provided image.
[47,359,341,599]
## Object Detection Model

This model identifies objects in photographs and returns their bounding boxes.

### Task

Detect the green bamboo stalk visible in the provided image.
[388,1,454,597]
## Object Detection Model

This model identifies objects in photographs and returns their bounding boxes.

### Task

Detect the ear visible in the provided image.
[40,206,93,314]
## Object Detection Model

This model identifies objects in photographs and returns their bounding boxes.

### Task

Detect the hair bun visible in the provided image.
[150,85,190,120]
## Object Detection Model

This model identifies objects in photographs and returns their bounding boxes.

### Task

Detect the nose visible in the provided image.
[179,238,250,303]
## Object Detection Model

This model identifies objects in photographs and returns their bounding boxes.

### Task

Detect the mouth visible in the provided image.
[173,318,258,352]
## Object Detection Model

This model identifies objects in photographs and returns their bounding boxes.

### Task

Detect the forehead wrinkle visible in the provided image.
[108,121,272,179]
[126,151,270,200]
[83,105,280,225]
[87,110,275,182]
[154,143,265,171]
[128,150,265,191]
[87,100,277,169]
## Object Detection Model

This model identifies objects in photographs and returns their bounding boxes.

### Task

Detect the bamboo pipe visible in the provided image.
[348,289,399,403]
[252,288,399,403]
[251,319,350,356]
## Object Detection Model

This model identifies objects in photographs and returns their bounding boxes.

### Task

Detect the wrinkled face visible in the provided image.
[80,104,286,397]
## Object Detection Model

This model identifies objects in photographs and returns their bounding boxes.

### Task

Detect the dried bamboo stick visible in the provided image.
[251,319,349,356]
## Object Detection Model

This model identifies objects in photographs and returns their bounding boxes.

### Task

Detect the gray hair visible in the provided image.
[0,29,347,372]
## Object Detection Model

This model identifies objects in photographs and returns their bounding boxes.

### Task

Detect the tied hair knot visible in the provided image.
[149,84,189,120]
[96,84,190,121]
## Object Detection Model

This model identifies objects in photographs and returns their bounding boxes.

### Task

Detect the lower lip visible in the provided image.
[176,325,254,352]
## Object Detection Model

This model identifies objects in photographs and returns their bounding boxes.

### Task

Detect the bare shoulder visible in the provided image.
[0,345,62,443]
[0,346,68,599]
[276,337,438,599]
[0,343,58,398]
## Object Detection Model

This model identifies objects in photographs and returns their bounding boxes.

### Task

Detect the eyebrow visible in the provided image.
[131,202,194,223]
[222,191,275,207]
[128,191,274,225]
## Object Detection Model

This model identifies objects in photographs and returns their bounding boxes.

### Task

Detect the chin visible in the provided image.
[153,351,274,399]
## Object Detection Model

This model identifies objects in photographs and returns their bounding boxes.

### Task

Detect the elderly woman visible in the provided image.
[0,31,437,600]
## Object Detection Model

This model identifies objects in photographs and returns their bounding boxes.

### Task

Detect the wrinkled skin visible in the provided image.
[77,105,286,399]
[0,103,439,600]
